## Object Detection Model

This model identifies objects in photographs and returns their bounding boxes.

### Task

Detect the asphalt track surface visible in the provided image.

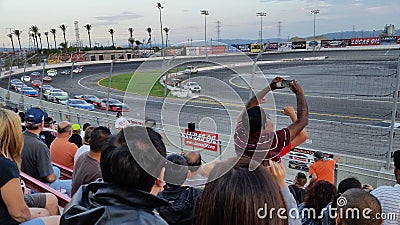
[2,49,400,160]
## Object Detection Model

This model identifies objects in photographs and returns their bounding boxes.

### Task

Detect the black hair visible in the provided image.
[82,122,91,131]
[90,126,111,153]
[101,126,166,192]
[165,154,188,187]
[295,172,307,186]
[241,106,266,134]
[394,150,400,170]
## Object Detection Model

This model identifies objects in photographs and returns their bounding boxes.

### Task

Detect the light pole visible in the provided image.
[19,54,38,110]
[311,9,320,41]
[200,10,209,61]
[157,3,164,53]
[256,12,267,44]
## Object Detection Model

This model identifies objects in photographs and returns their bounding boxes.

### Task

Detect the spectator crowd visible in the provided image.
[0,77,398,225]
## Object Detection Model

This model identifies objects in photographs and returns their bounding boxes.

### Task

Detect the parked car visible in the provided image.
[60,70,71,75]
[184,66,198,74]
[21,75,31,82]
[74,94,101,105]
[183,81,202,92]
[30,72,41,78]
[47,69,57,77]
[21,87,38,97]
[98,98,129,112]
[43,76,52,82]
[61,99,95,111]
[31,80,42,88]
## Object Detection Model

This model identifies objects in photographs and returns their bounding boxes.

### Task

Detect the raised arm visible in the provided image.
[283,106,308,147]
[238,77,284,122]
[287,81,308,142]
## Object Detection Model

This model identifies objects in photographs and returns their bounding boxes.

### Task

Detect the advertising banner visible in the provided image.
[351,37,380,46]
[291,41,306,49]
[278,42,292,51]
[321,39,351,48]
[186,47,200,56]
[397,36,400,44]
[211,46,225,54]
[71,52,85,62]
[231,44,251,52]
[265,42,278,50]
[380,36,397,45]
[287,148,334,172]
[184,128,219,152]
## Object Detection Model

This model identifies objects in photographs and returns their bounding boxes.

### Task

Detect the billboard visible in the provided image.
[397,36,400,44]
[265,42,279,50]
[321,39,351,48]
[278,42,292,51]
[231,44,251,52]
[351,37,380,46]
[380,36,397,45]
[291,41,306,49]
[184,128,219,152]
[186,47,200,56]
[211,46,225,54]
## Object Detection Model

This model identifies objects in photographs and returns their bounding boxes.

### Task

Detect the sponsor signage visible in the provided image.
[186,47,200,56]
[292,41,306,49]
[397,36,400,44]
[321,39,351,48]
[184,128,219,152]
[278,42,292,51]
[380,36,397,45]
[211,46,225,54]
[351,37,380,46]
[265,42,278,50]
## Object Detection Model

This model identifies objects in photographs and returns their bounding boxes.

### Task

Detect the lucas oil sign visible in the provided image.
[184,128,219,152]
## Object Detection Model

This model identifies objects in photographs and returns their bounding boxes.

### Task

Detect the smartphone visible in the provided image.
[282,80,293,88]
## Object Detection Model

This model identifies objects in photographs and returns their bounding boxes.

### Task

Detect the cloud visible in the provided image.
[93,12,143,26]
[365,6,389,14]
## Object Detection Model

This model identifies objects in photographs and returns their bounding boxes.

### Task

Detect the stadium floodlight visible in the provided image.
[256,12,267,44]
[201,10,209,61]
[311,9,320,42]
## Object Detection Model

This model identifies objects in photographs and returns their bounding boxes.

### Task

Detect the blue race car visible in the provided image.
[21,87,39,97]
[63,99,95,111]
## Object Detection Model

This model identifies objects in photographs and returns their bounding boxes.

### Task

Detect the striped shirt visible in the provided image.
[371,184,400,225]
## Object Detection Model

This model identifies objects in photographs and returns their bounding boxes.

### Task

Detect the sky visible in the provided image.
[0,0,399,48]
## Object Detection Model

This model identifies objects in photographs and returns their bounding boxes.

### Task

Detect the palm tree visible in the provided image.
[37,32,43,50]
[59,42,68,49]
[163,27,170,48]
[7,34,15,53]
[128,27,134,49]
[146,27,152,47]
[59,24,67,47]
[13,30,22,52]
[44,32,50,49]
[108,28,115,48]
[84,24,92,49]
[128,37,135,49]
[30,32,36,50]
[50,28,57,49]
[29,25,39,50]
[128,27,134,38]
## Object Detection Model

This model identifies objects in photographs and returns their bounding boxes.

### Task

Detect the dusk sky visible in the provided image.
[0,0,399,48]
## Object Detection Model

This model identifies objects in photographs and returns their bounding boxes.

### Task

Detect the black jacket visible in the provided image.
[68,133,83,148]
[61,181,169,225]
[157,186,202,225]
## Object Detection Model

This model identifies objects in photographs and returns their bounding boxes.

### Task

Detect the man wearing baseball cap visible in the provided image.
[68,124,83,148]
[21,107,72,195]
[308,151,340,185]
[39,116,56,148]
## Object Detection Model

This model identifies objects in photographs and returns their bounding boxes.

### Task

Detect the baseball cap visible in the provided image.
[314,151,324,159]
[24,108,46,125]
[72,124,81,131]
[44,117,56,125]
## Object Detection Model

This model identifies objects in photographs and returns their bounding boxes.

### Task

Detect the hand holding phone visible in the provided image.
[281,80,293,88]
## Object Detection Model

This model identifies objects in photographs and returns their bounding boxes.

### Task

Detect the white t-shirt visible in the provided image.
[74,144,90,163]
[115,117,129,129]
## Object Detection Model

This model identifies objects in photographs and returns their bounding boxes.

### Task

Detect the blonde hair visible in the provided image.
[0,109,24,169]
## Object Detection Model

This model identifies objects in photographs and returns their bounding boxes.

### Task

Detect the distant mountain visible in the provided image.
[217,30,400,45]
